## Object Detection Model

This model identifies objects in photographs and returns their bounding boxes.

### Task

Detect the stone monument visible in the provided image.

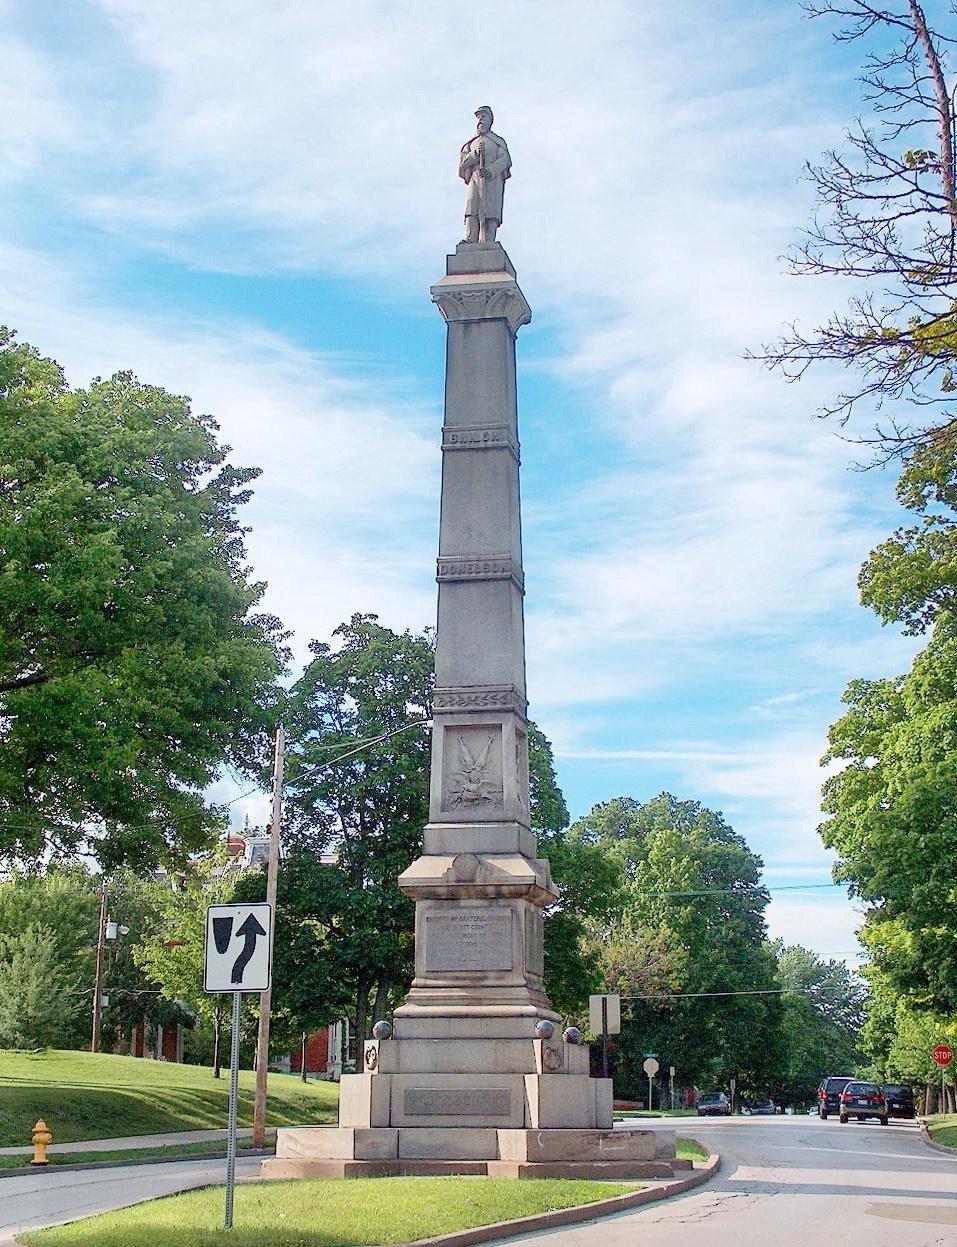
[263,109,684,1180]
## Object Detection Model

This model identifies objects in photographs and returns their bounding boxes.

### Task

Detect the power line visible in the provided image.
[631,882,844,898]
[287,719,432,777]
[623,988,807,1001]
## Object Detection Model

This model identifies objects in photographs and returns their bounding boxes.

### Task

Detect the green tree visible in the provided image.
[134,850,241,1076]
[754,2,957,457]
[860,953,957,1111]
[821,618,957,1015]
[570,794,782,1099]
[539,823,624,1018]
[0,865,99,1047]
[278,615,434,1059]
[0,328,286,868]
[0,925,84,1048]
[774,943,866,1105]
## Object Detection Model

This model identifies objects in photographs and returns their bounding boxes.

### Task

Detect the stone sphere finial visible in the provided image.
[535,1019,555,1040]
[562,1026,582,1045]
[372,1020,393,1040]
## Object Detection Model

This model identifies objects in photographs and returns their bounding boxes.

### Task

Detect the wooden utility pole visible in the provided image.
[90,884,108,1053]
[252,726,284,1147]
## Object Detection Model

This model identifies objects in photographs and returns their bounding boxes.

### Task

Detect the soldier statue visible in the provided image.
[459,106,511,244]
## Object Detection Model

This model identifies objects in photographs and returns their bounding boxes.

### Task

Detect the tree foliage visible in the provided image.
[569,794,782,1099]
[0,328,286,869]
[755,2,957,455]
[274,614,434,1057]
[822,619,957,1013]
[0,925,84,1049]
[0,866,98,1048]
[134,850,243,1076]
[774,943,866,1103]
[861,955,956,1096]
[821,422,957,1036]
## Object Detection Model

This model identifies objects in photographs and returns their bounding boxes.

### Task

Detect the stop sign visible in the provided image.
[932,1044,954,1068]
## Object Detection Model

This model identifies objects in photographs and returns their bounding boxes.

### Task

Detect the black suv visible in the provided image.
[882,1084,916,1119]
[817,1075,855,1119]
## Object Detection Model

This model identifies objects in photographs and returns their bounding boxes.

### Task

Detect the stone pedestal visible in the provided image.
[263,241,681,1181]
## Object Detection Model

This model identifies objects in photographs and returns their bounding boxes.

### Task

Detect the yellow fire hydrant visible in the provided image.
[31,1119,52,1166]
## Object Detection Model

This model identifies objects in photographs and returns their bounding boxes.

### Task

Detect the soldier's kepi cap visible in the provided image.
[475,105,494,122]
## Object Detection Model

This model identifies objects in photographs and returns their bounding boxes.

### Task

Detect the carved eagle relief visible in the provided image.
[448,732,501,806]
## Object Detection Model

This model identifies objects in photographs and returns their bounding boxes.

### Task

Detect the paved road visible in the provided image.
[0,1154,262,1243]
[521,1116,956,1247]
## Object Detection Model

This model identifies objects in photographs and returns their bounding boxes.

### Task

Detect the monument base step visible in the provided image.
[267,1125,681,1178]
[261,1156,691,1181]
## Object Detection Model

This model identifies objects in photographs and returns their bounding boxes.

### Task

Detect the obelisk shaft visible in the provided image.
[395,241,557,1029]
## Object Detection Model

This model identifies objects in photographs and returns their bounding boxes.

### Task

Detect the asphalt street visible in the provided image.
[519,1116,956,1247]
[0,1154,262,1243]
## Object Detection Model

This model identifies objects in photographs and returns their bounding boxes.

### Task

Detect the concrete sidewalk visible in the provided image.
[0,1127,257,1157]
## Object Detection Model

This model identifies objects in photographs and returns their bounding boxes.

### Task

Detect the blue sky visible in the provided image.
[2,0,938,962]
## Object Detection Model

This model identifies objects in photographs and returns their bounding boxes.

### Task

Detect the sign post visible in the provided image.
[588,994,621,1080]
[933,1043,954,1113]
[643,1055,660,1112]
[205,902,273,1231]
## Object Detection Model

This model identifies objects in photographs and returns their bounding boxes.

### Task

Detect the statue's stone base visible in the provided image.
[261,1126,690,1181]
[263,1036,684,1181]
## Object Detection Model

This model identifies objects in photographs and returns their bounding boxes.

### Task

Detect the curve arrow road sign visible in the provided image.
[204,903,273,993]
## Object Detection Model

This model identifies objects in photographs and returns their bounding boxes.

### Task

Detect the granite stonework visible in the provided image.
[264,219,681,1181]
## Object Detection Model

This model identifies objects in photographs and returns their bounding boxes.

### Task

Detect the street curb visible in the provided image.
[394,1152,721,1247]
[917,1121,957,1158]
[0,1148,275,1179]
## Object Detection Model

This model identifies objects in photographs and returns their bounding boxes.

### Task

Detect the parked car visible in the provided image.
[839,1081,888,1125]
[696,1091,731,1116]
[817,1075,855,1119]
[882,1084,916,1119]
[745,1098,776,1115]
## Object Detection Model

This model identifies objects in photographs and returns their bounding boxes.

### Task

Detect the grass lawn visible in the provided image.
[0,1050,338,1147]
[0,1136,275,1170]
[675,1137,709,1161]
[21,1176,640,1247]
[925,1112,957,1149]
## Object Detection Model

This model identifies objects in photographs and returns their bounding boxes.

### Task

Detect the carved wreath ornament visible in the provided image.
[543,1045,564,1072]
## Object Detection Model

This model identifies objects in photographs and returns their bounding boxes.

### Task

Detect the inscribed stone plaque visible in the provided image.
[425,910,512,972]
[405,1089,511,1116]
[524,908,544,976]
